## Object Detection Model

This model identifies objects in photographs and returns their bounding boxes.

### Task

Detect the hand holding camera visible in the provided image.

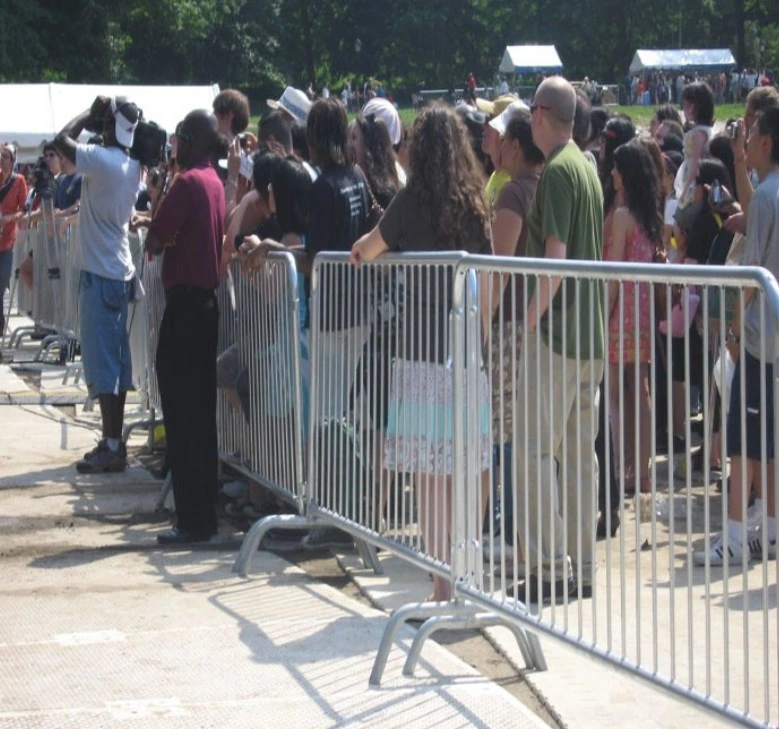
[87,96,112,132]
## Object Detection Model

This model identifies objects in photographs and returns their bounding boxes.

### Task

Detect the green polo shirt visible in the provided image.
[525,141,605,359]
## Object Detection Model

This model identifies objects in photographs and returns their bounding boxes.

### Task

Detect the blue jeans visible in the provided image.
[0,249,13,333]
[78,271,133,398]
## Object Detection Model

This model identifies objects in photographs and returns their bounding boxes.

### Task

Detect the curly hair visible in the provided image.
[355,114,400,208]
[613,140,663,246]
[407,103,489,250]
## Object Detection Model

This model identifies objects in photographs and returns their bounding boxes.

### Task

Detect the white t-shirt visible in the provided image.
[75,144,140,281]
[664,197,678,226]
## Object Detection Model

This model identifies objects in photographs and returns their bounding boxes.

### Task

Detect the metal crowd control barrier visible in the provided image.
[455,256,779,729]
[232,252,545,676]
[4,219,34,344]
[233,251,777,726]
[229,255,380,574]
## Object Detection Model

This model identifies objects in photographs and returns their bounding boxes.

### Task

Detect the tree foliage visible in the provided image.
[1,0,776,98]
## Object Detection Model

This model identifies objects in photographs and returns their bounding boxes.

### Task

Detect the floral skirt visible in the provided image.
[384,358,491,475]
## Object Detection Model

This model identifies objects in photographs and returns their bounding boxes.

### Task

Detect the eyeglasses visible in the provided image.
[530,103,551,114]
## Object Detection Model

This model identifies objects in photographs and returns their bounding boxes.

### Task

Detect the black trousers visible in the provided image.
[156,288,219,536]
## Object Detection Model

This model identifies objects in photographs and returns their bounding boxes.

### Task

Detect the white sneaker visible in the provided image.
[747,504,765,530]
[694,533,749,566]
[751,530,777,561]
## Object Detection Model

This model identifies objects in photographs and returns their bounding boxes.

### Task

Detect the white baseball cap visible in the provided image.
[267,87,312,123]
[111,97,140,148]
[361,98,402,146]
[488,100,531,135]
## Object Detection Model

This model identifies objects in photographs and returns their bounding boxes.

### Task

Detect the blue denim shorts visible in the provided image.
[78,271,133,398]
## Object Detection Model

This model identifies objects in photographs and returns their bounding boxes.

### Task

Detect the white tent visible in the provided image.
[0,83,221,162]
[498,45,563,75]
[629,49,736,74]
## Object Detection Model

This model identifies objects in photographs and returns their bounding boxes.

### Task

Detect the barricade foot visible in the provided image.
[369,599,461,686]
[355,538,384,576]
[403,611,547,677]
[9,325,36,349]
[233,514,316,577]
[155,472,173,512]
[35,334,64,363]
[122,417,154,445]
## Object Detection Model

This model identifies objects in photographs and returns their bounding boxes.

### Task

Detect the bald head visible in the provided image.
[178,109,221,168]
[534,77,576,128]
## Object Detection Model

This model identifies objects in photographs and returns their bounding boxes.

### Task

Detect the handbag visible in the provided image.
[357,165,384,230]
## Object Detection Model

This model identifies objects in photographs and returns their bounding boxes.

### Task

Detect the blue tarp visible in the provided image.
[629,49,736,73]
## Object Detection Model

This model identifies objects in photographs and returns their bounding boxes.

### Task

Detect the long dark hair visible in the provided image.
[613,140,663,246]
[600,116,636,213]
[271,157,311,235]
[306,97,352,169]
[407,103,489,250]
[681,82,715,127]
[354,114,400,208]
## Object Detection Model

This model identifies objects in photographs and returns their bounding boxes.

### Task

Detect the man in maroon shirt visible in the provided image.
[146,110,225,544]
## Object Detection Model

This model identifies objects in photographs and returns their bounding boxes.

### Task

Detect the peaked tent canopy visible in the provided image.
[499,45,563,75]
[629,49,736,74]
[0,83,221,162]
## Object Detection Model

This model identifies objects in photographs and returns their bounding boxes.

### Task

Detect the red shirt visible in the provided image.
[0,174,29,252]
[149,161,225,291]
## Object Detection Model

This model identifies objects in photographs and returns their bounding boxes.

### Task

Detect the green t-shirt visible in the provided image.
[525,142,605,359]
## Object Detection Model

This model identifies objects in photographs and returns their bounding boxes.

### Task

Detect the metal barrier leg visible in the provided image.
[355,538,384,575]
[403,612,547,678]
[10,326,36,349]
[232,514,317,577]
[369,600,463,686]
[155,472,173,512]
[122,416,155,445]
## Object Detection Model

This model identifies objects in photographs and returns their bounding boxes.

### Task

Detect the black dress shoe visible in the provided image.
[517,575,576,605]
[157,527,214,545]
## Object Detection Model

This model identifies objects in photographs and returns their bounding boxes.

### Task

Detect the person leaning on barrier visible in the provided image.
[145,110,226,546]
[55,96,141,474]
[515,77,606,605]
[0,143,28,340]
[694,105,779,566]
[351,103,493,602]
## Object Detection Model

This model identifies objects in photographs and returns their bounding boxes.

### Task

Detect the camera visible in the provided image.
[711,180,723,205]
[727,121,740,139]
[131,119,168,168]
[31,156,54,195]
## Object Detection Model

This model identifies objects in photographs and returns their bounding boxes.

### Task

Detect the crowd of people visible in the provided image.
[1,75,777,600]
[625,68,775,106]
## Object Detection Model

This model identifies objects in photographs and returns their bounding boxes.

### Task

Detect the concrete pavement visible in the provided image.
[0,381,551,728]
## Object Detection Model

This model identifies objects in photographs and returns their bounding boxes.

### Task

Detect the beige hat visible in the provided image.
[532,78,576,125]
[475,93,519,118]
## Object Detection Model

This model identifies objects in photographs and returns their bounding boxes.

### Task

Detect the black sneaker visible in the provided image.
[516,575,576,605]
[301,527,355,551]
[76,441,127,474]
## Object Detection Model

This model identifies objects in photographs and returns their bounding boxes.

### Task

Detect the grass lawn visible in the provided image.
[249,102,746,137]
